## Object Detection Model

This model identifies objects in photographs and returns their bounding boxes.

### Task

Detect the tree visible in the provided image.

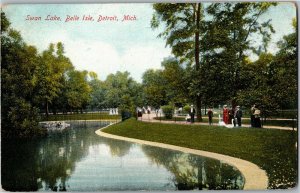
[88,72,107,110]
[237,53,279,117]
[202,2,277,107]
[142,69,167,108]
[269,17,297,110]
[1,11,10,32]
[34,42,73,116]
[161,57,190,105]
[151,2,276,120]
[237,17,297,116]
[104,71,130,107]
[98,71,143,115]
[1,11,46,137]
[126,80,144,109]
[151,3,204,121]
[65,70,91,113]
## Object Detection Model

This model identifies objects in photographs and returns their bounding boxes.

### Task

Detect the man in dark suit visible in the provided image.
[208,108,213,125]
[235,106,243,127]
[190,105,196,123]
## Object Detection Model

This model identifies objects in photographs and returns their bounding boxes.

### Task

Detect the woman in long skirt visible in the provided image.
[223,105,229,124]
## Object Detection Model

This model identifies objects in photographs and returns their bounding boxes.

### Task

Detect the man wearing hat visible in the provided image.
[190,105,196,123]
[235,106,243,127]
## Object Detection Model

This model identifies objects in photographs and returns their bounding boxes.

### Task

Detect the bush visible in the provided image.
[161,105,174,119]
[121,111,131,121]
[2,99,47,138]
[183,105,191,114]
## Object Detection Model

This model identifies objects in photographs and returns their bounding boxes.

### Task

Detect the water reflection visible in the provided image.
[2,122,107,191]
[1,122,244,191]
[101,137,132,157]
[142,146,244,190]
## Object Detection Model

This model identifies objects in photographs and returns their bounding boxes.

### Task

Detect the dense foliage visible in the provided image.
[1,12,141,138]
[149,2,297,118]
[1,12,46,137]
[161,105,174,119]
[88,71,143,116]
[1,2,297,137]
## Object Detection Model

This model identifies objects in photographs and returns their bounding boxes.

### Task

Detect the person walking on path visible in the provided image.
[190,105,196,123]
[208,108,213,125]
[235,106,243,127]
[250,104,256,127]
[254,106,262,128]
[223,105,229,124]
[229,106,235,127]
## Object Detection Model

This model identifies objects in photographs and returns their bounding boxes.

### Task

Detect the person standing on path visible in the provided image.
[229,106,235,127]
[223,105,229,124]
[254,106,261,128]
[208,108,213,125]
[190,105,196,123]
[235,106,243,127]
[250,104,256,127]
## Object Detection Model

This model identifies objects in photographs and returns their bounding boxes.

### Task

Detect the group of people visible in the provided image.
[137,106,152,118]
[223,104,262,128]
[136,104,262,128]
[186,105,214,125]
[109,108,119,115]
[222,105,243,127]
[185,105,196,123]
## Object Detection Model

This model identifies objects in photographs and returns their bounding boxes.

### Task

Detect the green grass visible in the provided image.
[103,118,297,189]
[41,112,121,121]
[153,116,297,127]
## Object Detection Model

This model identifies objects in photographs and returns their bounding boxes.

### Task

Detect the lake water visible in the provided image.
[1,121,244,191]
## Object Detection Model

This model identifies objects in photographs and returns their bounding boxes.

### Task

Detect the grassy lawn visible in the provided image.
[153,116,297,127]
[41,112,120,121]
[103,118,297,189]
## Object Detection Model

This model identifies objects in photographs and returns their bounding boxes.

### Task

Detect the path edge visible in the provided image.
[95,124,269,190]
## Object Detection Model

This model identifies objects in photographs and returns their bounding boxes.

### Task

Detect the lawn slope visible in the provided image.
[102,118,297,189]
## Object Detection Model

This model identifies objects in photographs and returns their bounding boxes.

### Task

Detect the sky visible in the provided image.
[2,2,297,82]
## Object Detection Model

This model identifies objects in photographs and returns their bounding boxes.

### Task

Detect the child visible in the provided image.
[185,114,191,123]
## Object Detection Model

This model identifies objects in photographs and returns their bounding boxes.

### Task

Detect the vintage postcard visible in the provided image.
[1,1,298,191]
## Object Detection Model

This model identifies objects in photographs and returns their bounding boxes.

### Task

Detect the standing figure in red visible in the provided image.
[223,105,229,124]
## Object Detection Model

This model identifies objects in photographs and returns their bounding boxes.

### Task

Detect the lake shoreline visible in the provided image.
[96,126,269,190]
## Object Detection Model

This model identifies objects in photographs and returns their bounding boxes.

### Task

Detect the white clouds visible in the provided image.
[65,39,121,79]
[5,3,295,81]
[3,4,171,82]
[120,44,171,82]
[63,38,171,82]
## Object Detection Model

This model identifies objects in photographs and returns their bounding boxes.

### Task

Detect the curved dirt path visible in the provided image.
[96,125,269,190]
[140,113,296,131]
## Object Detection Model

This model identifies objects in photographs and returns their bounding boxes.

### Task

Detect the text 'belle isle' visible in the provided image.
[25,14,137,23]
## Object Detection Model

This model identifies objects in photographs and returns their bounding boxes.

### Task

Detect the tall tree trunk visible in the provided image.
[195,3,200,72]
[45,100,49,117]
[195,3,203,121]
[196,96,202,121]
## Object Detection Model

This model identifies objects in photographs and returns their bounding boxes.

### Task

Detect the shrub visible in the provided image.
[2,99,47,138]
[183,105,191,114]
[161,105,174,119]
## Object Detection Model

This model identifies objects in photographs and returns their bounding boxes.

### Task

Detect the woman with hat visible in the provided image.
[223,105,229,124]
